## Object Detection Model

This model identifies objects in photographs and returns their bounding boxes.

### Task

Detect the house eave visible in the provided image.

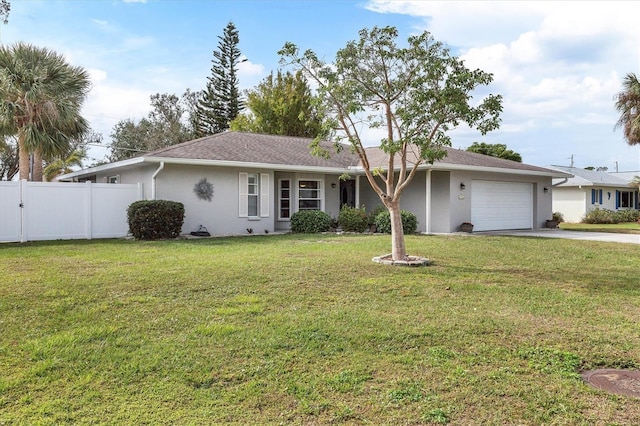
[351,162,570,178]
[143,157,349,173]
[56,157,146,181]
[57,156,350,180]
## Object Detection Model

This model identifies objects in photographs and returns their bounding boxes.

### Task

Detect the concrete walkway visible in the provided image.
[483,229,640,245]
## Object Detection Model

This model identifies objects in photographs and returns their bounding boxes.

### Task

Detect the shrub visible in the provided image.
[373,209,418,234]
[290,210,332,233]
[338,205,369,232]
[614,209,640,223]
[127,200,185,240]
[368,205,387,227]
[583,208,640,224]
[552,211,564,223]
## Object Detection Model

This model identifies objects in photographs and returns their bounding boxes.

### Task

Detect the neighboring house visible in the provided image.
[549,166,639,223]
[58,132,567,235]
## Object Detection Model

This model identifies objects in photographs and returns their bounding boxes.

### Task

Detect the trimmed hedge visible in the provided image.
[127,200,185,240]
[374,209,418,234]
[338,205,369,232]
[582,207,640,224]
[290,210,332,233]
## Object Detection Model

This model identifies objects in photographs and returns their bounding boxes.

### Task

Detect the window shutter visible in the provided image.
[591,189,595,204]
[599,189,603,205]
[615,190,620,209]
[239,173,248,217]
[260,173,270,217]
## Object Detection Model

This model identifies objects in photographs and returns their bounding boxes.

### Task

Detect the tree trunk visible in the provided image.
[18,135,30,181]
[388,202,406,261]
[32,149,44,182]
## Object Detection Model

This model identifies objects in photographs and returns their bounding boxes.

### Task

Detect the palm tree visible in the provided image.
[43,149,86,182]
[0,42,90,181]
[614,72,640,146]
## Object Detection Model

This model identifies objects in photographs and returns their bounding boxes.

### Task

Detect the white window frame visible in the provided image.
[278,179,291,221]
[239,172,270,219]
[247,173,259,218]
[618,190,635,208]
[297,179,322,211]
[107,175,119,184]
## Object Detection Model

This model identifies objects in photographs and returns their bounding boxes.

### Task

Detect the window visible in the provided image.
[107,175,119,184]
[279,179,291,220]
[617,190,635,208]
[298,180,321,210]
[239,173,269,218]
[591,189,602,205]
[247,174,259,217]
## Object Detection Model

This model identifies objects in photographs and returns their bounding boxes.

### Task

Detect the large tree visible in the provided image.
[109,92,196,162]
[195,21,244,136]
[467,142,522,162]
[614,72,640,146]
[280,26,502,261]
[0,42,90,181]
[230,70,329,138]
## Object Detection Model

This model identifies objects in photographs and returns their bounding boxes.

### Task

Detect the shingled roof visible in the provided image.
[58,131,565,180]
[364,146,562,175]
[145,132,358,169]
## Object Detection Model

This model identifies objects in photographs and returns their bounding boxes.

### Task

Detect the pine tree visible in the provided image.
[195,21,243,136]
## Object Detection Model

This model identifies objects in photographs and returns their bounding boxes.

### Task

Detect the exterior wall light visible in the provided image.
[544,187,549,193]
[460,182,466,190]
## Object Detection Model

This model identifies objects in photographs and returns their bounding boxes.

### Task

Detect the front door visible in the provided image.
[340,180,356,208]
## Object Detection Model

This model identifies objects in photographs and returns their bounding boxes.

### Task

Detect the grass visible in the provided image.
[1,233,639,425]
[560,222,640,234]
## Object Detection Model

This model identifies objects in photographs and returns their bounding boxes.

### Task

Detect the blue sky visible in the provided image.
[4,0,640,171]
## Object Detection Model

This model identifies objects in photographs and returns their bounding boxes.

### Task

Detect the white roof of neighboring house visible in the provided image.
[549,165,635,188]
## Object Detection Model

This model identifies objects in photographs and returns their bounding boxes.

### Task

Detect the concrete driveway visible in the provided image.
[483,229,640,244]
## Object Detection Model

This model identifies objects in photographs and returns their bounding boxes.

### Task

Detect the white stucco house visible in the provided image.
[58,132,568,235]
[549,166,639,223]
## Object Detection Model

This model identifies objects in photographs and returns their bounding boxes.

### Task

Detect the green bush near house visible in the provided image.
[290,210,332,233]
[373,209,418,234]
[127,200,185,240]
[583,207,640,224]
[338,205,369,232]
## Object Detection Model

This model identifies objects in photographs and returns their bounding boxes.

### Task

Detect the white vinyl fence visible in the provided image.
[0,181,143,242]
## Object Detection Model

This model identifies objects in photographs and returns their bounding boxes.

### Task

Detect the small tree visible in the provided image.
[466,142,521,162]
[280,26,502,260]
[195,21,244,136]
[230,70,329,138]
[0,136,18,180]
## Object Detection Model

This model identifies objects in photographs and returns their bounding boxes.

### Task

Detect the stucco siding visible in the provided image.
[447,171,552,232]
[552,187,586,223]
[430,171,451,233]
[151,164,274,235]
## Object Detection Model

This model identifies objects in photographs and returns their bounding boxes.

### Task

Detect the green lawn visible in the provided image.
[560,222,640,234]
[1,234,639,425]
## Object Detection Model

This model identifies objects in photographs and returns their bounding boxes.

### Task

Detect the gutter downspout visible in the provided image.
[151,161,164,200]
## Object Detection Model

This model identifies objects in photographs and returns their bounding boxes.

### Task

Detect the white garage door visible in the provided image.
[471,180,533,231]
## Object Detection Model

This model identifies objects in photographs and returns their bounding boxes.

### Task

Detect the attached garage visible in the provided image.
[471,180,533,231]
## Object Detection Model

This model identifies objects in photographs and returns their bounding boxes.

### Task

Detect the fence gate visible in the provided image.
[0,181,142,243]
[0,181,21,242]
